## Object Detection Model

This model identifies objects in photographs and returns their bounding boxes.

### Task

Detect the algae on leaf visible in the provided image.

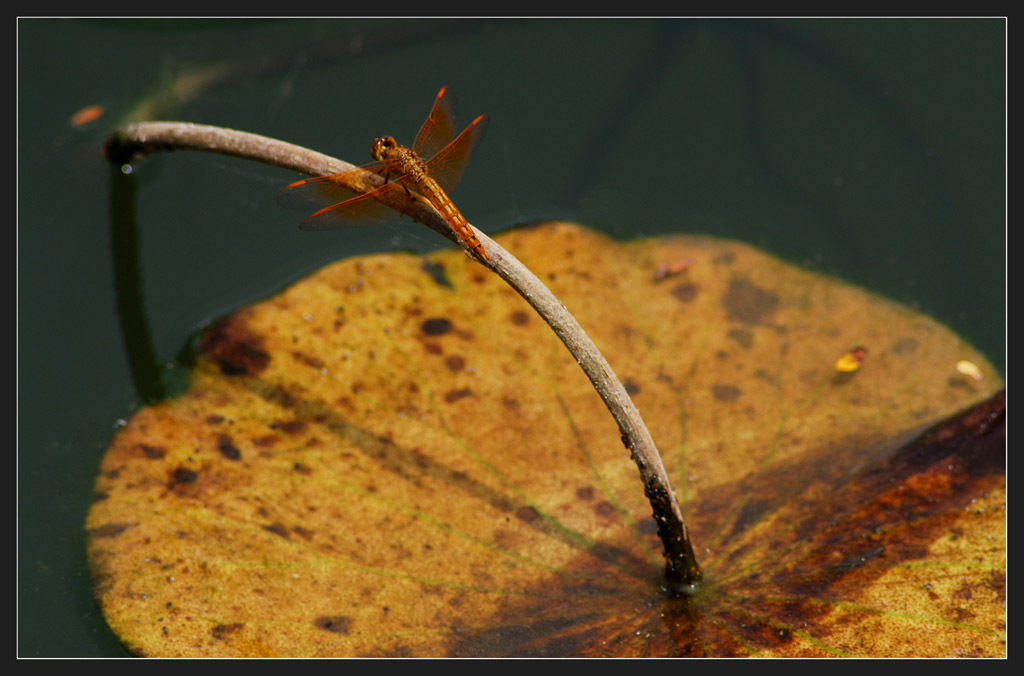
[87,223,1004,657]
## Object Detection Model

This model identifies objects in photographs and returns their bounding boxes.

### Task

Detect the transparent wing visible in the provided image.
[277,164,409,231]
[412,86,459,164]
[424,114,490,196]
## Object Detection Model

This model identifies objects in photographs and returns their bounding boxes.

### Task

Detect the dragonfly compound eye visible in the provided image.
[370,136,398,160]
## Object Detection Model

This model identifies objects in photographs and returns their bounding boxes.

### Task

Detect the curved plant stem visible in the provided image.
[105,122,704,591]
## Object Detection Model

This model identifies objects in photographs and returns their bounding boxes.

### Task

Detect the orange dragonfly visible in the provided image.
[279,86,490,260]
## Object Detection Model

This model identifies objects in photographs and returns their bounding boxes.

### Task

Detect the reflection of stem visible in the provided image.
[104,121,704,591]
[108,165,167,403]
[118,20,488,124]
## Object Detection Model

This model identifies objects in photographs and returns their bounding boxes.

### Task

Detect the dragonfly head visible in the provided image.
[370,136,398,161]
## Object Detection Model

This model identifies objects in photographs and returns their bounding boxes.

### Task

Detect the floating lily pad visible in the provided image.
[87,223,1004,657]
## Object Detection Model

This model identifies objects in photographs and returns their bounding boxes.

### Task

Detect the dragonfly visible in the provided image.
[278,86,490,260]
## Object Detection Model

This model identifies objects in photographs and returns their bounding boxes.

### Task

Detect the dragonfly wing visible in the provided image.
[412,86,459,164]
[298,188,404,231]
[278,164,404,231]
[425,113,490,196]
[278,163,385,212]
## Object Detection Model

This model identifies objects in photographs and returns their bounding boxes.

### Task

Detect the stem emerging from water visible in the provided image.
[105,122,704,590]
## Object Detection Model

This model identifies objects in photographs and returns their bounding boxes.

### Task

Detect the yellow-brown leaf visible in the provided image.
[87,223,1004,657]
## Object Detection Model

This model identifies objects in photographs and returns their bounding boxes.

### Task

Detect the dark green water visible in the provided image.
[17,18,1004,656]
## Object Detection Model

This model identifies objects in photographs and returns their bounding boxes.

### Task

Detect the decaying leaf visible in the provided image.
[87,223,1005,657]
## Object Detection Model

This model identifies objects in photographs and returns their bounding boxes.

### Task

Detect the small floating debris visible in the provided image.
[956,360,984,381]
[835,346,868,373]
[70,104,105,127]
[654,258,692,281]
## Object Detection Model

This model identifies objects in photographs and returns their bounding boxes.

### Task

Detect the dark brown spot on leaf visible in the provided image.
[446,355,466,371]
[139,444,166,460]
[987,570,1006,603]
[252,435,278,448]
[516,506,540,522]
[727,328,754,349]
[671,282,700,303]
[278,420,308,436]
[411,448,431,469]
[421,318,452,336]
[217,434,242,461]
[264,385,297,408]
[169,466,198,486]
[292,526,314,540]
[594,501,616,516]
[262,522,290,539]
[292,350,324,369]
[722,277,778,325]
[444,388,473,403]
[314,615,352,634]
[510,310,530,326]
[293,462,312,475]
[211,623,244,640]
[576,486,595,500]
[90,522,132,539]
[623,378,640,395]
[205,415,225,425]
[198,314,270,376]
[712,384,741,401]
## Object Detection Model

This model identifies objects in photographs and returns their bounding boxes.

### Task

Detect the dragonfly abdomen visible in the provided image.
[419,176,487,261]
